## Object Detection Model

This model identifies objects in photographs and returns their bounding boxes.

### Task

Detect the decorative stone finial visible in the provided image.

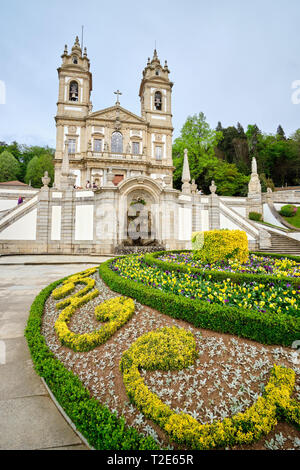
[41,171,50,188]
[191,179,198,194]
[182,149,191,183]
[181,149,191,194]
[209,180,217,194]
[83,47,87,57]
[251,157,258,174]
[57,141,76,190]
[72,36,82,53]
[64,44,68,55]
[248,157,261,195]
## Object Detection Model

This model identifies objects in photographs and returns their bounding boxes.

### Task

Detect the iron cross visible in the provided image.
[114,89,122,104]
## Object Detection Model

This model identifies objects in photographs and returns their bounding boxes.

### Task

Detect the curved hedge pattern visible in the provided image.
[25,273,159,450]
[99,258,300,347]
[53,269,135,352]
[143,251,300,289]
[120,327,300,449]
[25,261,300,450]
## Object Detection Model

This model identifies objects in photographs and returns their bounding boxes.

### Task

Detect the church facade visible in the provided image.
[54,37,174,191]
[0,37,275,255]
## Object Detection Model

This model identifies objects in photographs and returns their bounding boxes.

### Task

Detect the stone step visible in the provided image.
[257,231,300,256]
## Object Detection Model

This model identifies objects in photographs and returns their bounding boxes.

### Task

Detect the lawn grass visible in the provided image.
[284,207,300,228]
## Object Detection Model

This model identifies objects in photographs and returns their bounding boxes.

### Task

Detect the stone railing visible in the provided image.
[92,152,148,162]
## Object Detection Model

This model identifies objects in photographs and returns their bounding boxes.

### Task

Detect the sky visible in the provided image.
[1,0,300,148]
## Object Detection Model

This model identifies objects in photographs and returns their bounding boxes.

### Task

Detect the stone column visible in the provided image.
[95,187,118,252]
[60,189,75,253]
[36,174,51,251]
[181,149,191,194]
[209,181,220,230]
[247,157,262,215]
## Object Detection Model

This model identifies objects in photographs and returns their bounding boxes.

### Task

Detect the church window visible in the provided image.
[155,145,162,160]
[94,139,102,152]
[68,139,76,154]
[72,56,78,64]
[154,91,162,110]
[132,142,140,155]
[155,69,160,76]
[111,132,123,153]
[69,81,79,101]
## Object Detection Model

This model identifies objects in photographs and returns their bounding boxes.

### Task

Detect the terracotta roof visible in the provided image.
[0,181,29,186]
[274,186,300,191]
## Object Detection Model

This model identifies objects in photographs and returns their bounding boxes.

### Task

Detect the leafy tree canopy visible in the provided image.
[25,153,54,188]
[0,150,21,182]
[172,113,249,195]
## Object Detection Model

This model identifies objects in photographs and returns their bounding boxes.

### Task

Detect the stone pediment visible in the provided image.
[87,106,146,125]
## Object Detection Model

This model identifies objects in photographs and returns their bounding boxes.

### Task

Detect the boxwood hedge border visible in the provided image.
[24,257,300,450]
[142,250,300,289]
[99,257,300,347]
[24,275,159,451]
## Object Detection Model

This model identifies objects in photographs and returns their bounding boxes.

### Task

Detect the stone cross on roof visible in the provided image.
[114,89,122,105]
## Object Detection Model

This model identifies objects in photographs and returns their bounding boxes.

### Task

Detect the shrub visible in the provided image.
[192,229,249,264]
[120,327,300,450]
[99,259,300,347]
[280,205,297,217]
[249,211,262,221]
[25,274,158,450]
[53,269,135,352]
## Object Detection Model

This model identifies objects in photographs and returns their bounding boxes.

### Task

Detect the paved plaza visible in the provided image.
[0,256,109,450]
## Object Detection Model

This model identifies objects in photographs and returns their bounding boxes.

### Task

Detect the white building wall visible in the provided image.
[0,209,37,240]
[75,205,94,240]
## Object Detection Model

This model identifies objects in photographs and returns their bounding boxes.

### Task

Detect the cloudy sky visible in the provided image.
[1,0,300,147]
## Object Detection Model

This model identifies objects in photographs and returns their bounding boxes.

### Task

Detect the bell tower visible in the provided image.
[54,36,93,179]
[56,36,92,118]
[139,49,173,128]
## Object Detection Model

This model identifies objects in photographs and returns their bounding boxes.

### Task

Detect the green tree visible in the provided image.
[173,113,248,195]
[25,153,54,188]
[276,125,286,140]
[173,113,223,192]
[205,159,249,196]
[0,150,21,182]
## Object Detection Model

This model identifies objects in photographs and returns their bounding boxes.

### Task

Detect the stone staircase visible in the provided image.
[257,232,300,256]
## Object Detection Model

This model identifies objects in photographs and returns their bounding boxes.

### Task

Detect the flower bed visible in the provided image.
[157,252,300,279]
[99,256,300,346]
[26,266,300,450]
[120,327,299,449]
[25,271,158,450]
[111,255,299,318]
[53,269,135,352]
[142,251,300,289]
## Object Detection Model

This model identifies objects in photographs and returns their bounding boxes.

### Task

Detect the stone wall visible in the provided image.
[0,178,268,255]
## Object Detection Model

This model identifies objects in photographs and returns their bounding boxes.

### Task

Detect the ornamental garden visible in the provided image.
[25,229,300,450]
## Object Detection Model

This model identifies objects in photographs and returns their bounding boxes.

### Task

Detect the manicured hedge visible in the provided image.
[25,276,159,450]
[192,229,249,264]
[99,259,300,347]
[142,251,300,289]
